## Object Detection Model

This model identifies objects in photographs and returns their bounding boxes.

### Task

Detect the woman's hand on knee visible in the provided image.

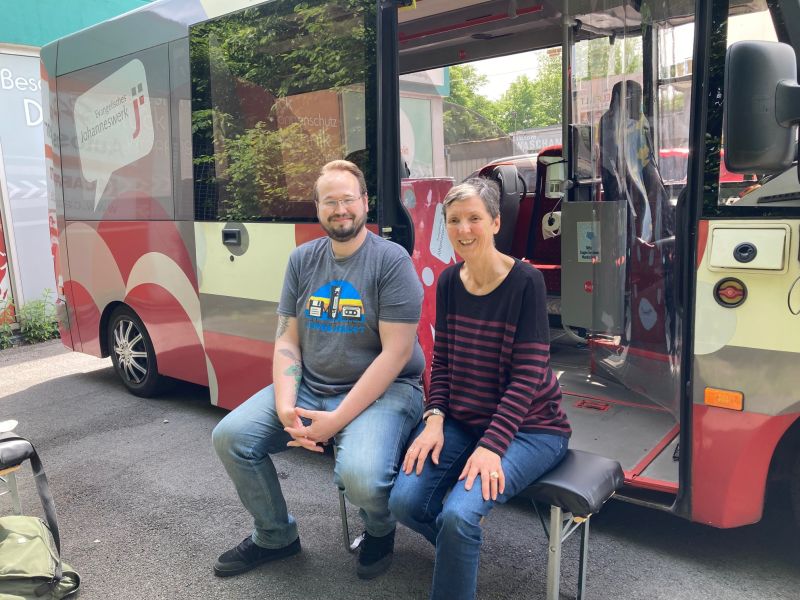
[402,422,444,475]
[459,447,505,501]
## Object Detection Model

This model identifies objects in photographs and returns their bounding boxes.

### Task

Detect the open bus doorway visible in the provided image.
[398,0,698,506]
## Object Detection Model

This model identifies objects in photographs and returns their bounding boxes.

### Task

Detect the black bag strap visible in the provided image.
[0,432,64,582]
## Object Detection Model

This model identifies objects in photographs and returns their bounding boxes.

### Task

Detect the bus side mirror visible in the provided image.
[724,41,800,174]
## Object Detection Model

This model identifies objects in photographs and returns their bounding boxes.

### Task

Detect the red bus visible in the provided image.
[43,0,800,529]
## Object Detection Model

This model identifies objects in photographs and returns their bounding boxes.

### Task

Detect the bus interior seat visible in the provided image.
[599,81,677,350]
[599,80,674,242]
[511,162,537,259]
[488,164,523,255]
[526,146,564,295]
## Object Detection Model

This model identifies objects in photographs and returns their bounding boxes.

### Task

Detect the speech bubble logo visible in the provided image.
[74,59,154,209]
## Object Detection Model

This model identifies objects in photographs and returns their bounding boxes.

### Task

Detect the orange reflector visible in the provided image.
[704,387,744,411]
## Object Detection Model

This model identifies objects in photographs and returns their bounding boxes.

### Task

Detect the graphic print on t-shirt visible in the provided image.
[305,280,366,334]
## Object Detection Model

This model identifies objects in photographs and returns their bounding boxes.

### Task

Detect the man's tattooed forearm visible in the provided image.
[278,348,302,391]
[276,315,290,339]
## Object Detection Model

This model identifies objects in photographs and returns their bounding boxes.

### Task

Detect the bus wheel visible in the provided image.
[790,455,800,527]
[107,306,165,397]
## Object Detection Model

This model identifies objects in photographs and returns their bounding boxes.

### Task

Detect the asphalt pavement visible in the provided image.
[1,340,799,600]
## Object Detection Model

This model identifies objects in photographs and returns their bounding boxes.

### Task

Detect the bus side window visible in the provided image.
[189,0,378,223]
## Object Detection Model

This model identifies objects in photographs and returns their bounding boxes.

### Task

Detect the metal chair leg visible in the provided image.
[577,516,590,600]
[333,446,363,554]
[546,505,564,600]
[1,466,22,514]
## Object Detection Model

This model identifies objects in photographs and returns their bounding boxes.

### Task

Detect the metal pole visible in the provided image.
[577,517,591,600]
[561,1,572,190]
[546,505,563,600]
[333,445,363,553]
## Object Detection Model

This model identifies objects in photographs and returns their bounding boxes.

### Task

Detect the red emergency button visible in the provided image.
[584,280,593,293]
[714,278,746,308]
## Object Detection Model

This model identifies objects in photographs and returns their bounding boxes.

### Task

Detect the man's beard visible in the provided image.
[322,212,367,242]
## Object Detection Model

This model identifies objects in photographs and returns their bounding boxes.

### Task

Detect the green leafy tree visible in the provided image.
[494,53,562,131]
[614,38,643,75]
[443,65,505,143]
[190,0,374,220]
[222,120,343,220]
[576,36,644,80]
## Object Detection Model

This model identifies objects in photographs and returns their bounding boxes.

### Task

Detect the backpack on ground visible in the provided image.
[0,432,80,599]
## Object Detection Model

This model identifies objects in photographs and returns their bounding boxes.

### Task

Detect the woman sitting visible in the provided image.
[389,178,571,600]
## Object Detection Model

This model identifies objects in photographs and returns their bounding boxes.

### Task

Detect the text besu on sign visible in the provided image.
[74,59,154,209]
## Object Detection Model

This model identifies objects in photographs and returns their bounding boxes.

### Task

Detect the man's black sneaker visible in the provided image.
[356,529,395,580]
[213,536,301,577]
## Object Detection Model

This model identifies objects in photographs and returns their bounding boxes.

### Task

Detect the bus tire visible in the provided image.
[107,306,166,398]
[790,454,800,527]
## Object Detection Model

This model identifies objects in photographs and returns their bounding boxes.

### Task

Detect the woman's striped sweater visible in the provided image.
[425,260,571,457]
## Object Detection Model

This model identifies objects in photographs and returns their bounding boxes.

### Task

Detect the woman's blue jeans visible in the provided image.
[389,419,568,600]
[213,380,422,549]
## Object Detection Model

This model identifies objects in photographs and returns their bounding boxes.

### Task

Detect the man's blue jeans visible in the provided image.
[213,380,423,549]
[389,418,568,600]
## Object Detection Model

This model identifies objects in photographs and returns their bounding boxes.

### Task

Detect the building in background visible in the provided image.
[0,0,151,320]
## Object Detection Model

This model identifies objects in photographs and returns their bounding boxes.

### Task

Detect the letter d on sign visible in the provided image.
[24,99,43,126]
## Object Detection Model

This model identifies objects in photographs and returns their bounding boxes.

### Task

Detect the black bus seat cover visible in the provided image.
[519,449,624,518]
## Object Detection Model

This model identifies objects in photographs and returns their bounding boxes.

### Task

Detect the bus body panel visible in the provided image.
[61,217,331,407]
[52,0,205,77]
[40,45,76,349]
[193,221,321,406]
[62,219,205,376]
[693,218,800,412]
[691,406,797,527]
[692,218,800,525]
[400,177,456,389]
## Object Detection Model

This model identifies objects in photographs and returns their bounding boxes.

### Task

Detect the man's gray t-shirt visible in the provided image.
[277,231,425,396]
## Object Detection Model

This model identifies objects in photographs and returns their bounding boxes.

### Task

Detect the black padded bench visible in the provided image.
[519,449,623,600]
[336,449,622,599]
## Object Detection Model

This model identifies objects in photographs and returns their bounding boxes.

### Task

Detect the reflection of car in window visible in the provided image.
[659,147,757,201]
[659,148,754,182]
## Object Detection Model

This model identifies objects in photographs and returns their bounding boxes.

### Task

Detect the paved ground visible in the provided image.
[2,340,799,600]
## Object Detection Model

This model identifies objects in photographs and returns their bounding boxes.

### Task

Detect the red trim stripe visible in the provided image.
[629,424,681,477]
[564,390,670,413]
[400,4,544,43]
[624,474,679,494]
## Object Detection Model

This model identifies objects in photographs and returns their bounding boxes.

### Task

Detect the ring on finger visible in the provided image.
[489,471,500,480]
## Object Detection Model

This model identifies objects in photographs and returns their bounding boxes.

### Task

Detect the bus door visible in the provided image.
[397,0,690,506]
[189,0,385,408]
[687,0,800,527]
[557,1,688,501]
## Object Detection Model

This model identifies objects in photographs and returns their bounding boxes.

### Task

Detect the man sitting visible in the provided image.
[212,160,424,580]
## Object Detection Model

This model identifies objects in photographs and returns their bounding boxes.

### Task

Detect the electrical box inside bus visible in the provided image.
[561,201,626,334]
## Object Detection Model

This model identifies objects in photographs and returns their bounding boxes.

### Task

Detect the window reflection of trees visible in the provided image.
[190,0,374,221]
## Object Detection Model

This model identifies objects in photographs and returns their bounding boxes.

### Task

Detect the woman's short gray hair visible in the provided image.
[442,178,500,219]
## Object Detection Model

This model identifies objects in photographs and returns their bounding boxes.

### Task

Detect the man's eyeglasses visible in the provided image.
[319,197,360,210]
